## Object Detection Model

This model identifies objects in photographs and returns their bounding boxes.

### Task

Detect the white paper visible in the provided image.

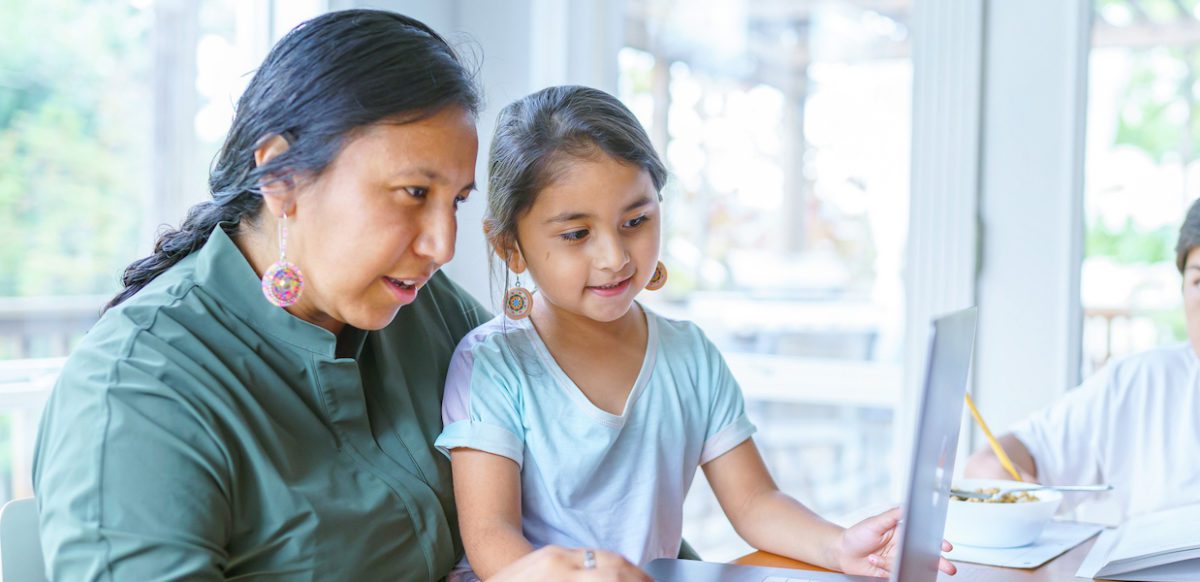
[1075,513,1200,580]
[1076,528,1120,579]
[1106,502,1200,566]
[944,521,1103,569]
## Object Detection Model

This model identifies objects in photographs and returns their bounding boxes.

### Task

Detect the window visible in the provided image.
[0,0,326,506]
[1083,0,1200,376]
[620,0,912,559]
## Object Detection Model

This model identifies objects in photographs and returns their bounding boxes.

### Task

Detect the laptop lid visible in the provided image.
[891,307,977,582]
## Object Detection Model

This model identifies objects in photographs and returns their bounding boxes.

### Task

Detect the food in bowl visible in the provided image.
[944,479,1062,548]
[952,487,1040,504]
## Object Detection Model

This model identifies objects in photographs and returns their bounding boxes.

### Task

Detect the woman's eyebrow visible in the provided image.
[387,167,475,192]
[388,167,444,182]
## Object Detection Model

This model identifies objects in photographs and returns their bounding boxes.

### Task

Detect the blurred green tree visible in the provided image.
[0,0,151,297]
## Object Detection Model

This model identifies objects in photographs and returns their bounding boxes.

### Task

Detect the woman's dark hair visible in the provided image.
[1177,198,1200,273]
[106,9,480,310]
[485,85,667,262]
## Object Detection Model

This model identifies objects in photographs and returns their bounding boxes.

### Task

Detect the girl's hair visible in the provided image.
[106,9,481,310]
[485,85,667,261]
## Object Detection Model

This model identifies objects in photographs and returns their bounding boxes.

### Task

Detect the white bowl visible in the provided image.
[944,478,1062,548]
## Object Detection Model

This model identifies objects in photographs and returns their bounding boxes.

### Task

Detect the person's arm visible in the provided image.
[704,439,957,577]
[965,366,1113,491]
[34,355,230,581]
[449,448,651,581]
[701,439,842,568]
[964,433,1039,482]
[449,448,534,579]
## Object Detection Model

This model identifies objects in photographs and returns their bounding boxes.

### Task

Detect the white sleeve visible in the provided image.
[698,330,757,465]
[436,339,527,466]
[1010,368,1112,494]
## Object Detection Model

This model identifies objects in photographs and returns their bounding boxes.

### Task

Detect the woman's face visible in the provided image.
[276,106,479,334]
[511,153,661,324]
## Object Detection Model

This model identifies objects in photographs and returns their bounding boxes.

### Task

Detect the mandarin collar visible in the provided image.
[192,223,364,359]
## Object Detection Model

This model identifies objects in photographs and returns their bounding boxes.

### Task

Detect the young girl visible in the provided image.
[436,86,957,580]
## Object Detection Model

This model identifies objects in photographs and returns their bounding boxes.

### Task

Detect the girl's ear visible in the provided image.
[483,221,527,274]
[254,133,298,217]
[495,238,528,275]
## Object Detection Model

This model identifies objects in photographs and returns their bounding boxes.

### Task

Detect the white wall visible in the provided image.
[973,0,1091,436]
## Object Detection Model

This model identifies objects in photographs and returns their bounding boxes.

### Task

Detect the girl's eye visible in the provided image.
[625,215,649,228]
[454,194,469,209]
[560,229,588,242]
[405,187,429,199]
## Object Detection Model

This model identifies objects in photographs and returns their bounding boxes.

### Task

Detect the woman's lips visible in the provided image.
[383,276,419,304]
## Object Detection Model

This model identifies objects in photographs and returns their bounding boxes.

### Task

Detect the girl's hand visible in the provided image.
[487,546,652,582]
[837,507,957,577]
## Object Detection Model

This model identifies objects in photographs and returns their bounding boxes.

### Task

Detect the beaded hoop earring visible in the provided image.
[261,212,305,307]
[504,275,533,320]
[645,261,668,291]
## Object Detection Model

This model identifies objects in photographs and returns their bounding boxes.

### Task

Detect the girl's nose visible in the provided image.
[593,231,630,272]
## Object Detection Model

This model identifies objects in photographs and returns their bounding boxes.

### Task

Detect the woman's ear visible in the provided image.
[254,133,297,217]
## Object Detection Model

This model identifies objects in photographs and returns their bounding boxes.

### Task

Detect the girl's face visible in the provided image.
[510,153,661,324]
[266,106,479,334]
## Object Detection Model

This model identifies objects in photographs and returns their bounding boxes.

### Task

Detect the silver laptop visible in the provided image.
[645,307,978,582]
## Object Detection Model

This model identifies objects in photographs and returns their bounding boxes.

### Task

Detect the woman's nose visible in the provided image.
[413,208,457,267]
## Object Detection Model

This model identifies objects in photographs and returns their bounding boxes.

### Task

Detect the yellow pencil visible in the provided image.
[964,393,1024,482]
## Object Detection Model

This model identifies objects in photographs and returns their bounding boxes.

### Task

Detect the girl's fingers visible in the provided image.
[868,552,956,577]
[860,506,903,534]
[866,554,891,577]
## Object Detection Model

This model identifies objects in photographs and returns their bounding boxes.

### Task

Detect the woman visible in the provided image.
[32,10,648,581]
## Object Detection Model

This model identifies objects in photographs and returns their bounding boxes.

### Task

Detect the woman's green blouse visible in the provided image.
[32,226,488,581]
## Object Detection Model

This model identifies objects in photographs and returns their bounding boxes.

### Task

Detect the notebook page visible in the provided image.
[1109,503,1200,562]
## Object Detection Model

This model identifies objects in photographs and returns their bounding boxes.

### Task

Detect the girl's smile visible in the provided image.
[586,275,634,297]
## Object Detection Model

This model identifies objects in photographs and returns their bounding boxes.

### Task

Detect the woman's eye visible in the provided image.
[560,229,588,242]
[405,187,429,199]
[454,194,469,209]
[625,215,649,228]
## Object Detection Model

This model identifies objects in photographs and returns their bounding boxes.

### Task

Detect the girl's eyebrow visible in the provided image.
[544,195,654,224]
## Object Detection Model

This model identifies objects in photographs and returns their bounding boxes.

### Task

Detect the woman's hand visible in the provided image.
[837,507,957,577]
[487,546,652,581]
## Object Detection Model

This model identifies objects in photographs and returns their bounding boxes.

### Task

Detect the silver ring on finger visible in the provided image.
[583,549,597,570]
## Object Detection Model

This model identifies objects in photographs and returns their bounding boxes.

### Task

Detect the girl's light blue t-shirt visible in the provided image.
[435,306,756,566]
